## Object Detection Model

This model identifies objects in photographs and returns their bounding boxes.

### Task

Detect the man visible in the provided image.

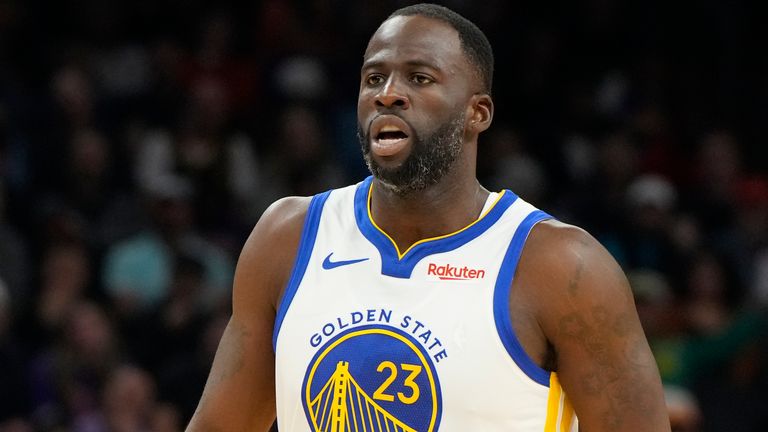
[187,4,670,431]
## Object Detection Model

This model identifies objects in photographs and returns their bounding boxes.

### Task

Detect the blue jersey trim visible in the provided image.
[272,191,332,350]
[493,209,553,387]
[354,176,518,278]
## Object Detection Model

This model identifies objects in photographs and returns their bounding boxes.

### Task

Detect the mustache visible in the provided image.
[362,111,414,137]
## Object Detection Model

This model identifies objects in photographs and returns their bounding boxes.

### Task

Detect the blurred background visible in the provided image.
[0,0,766,431]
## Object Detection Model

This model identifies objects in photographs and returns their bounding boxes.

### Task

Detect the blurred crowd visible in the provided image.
[0,1,766,431]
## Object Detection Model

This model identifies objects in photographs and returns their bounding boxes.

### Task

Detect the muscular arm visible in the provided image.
[515,221,670,431]
[186,197,311,432]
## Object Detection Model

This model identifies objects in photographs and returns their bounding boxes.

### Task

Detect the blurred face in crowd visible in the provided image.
[66,302,114,358]
[357,15,480,195]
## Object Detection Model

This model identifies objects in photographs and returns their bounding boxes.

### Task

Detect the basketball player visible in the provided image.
[186,4,670,431]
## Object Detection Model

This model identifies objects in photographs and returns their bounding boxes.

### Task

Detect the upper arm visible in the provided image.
[186,196,311,432]
[521,221,670,431]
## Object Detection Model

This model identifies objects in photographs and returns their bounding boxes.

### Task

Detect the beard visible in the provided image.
[358,113,465,196]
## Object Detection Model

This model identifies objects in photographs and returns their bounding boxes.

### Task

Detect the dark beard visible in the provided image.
[358,114,464,196]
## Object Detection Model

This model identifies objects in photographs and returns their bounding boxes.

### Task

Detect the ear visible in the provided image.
[467,93,494,133]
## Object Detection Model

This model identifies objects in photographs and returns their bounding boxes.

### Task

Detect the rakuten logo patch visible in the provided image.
[427,263,486,280]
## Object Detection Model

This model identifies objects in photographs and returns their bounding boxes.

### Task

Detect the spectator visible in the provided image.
[135,81,263,239]
[31,241,93,349]
[102,177,233,320]
[29,301,122,430]
[74,364,160,432]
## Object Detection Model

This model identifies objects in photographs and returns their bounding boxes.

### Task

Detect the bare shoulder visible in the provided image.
[518,219,670,430]
[246,195,313,242]
[520,219,628,302]
[519,218,638,351]
[234,196,313,313]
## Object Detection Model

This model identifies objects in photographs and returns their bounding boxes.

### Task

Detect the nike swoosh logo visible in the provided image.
[322,253,369,270]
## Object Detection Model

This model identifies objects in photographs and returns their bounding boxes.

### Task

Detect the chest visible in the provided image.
[272,181,556,431]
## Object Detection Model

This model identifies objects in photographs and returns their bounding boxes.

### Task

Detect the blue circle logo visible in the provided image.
[302,325,442,432]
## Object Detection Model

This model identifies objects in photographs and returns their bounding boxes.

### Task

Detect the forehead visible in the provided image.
[364,15,466,70]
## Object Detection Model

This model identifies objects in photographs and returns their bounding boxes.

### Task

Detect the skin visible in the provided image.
[186,196,308,432]
[186,14,670,432]
[358,16,493,245]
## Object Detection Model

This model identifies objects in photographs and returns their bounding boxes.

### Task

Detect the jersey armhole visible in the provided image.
[272,191,332,350]
[493,209,553,387]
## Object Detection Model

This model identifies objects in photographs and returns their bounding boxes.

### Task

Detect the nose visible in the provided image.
[374,77,410,110]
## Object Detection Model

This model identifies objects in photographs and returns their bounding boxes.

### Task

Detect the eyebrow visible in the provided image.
[361,59,441,72]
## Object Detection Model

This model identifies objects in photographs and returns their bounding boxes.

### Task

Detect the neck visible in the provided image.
[369,169,489,254]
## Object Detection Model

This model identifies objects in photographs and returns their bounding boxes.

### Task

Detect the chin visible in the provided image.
[370,152,411,171]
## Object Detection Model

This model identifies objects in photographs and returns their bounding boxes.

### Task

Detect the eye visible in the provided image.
[411,73,435,85]
[365,74,385,86]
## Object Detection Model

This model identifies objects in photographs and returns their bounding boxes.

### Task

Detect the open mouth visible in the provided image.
[376,129,409,142]
[370,117,412,157]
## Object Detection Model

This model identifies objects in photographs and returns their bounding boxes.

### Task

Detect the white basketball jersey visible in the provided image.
[274,176,578,432]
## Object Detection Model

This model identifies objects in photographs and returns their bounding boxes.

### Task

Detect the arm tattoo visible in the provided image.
[557,302,658,428]
[567,255,584,295]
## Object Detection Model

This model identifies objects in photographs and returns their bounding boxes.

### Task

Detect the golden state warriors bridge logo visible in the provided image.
[302,324,442,432]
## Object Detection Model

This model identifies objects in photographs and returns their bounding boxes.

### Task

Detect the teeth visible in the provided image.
[380,125,402,133]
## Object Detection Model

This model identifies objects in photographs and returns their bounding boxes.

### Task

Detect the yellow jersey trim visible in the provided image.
[366,183,507,260]
[545,373,575,432]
